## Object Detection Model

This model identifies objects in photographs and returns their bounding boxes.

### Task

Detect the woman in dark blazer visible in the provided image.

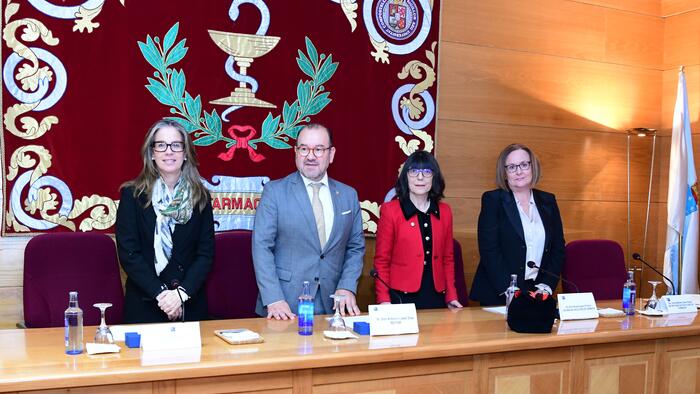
[116,119,214,323]
[470,144,565,306]
[374,151,462,309]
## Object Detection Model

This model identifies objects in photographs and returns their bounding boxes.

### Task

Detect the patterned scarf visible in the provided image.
[151,177,193,275]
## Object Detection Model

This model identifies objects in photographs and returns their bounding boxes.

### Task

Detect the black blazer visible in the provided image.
[470,189,565,306]
[115,186,215,323]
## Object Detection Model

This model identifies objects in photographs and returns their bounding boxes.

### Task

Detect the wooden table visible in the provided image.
[1,302,699,394]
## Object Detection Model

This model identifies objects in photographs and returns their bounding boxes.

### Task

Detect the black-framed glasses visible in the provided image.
[504,161,531,173]
[296,145,331,158]
[153,141,185,152]
[407,168,434,178]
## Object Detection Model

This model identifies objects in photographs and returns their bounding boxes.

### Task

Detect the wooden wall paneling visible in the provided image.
[168,372,293,394]
[577,0,660,16]
[436,120,660,203]
[664,9,700,68]
[582,341,656,392]
[662,0,700,17]
[0,287,22,329]
[312,356,473,385]
[662,66,700,131]
[656,336,700,394]
[483,348,572,394]
[438,43,661,132]
[442,0,662,68]
[0,236,27,287]
[21,382,156,394]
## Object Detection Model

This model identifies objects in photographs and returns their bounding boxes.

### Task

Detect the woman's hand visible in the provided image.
[447,299,463,310]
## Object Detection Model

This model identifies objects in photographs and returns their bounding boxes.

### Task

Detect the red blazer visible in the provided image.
[373,199,457,304]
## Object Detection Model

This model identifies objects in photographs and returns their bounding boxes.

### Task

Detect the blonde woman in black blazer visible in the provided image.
[116,119,214,323]
[470,144,565,306]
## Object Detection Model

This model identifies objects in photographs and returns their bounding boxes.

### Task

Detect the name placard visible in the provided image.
[140,321,201,351]
[557,292,599,320]
[659,295,698,315]
[368,303,419,336]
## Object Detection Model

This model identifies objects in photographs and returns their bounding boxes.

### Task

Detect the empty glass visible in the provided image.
[327,294,347,332]
[93,303,114,344]
[644,281,661,312]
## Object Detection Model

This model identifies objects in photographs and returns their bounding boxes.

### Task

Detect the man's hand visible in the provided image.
[266,300,296,320]
[157,290,182,319]
[334,289,360,316]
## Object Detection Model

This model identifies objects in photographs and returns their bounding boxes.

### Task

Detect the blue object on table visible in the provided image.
[125,332,141,348]
[353,321,370,335]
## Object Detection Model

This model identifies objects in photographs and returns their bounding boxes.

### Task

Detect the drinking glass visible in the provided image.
[327,294,347,332]
[93,303,114,344]
[644,281,661,312]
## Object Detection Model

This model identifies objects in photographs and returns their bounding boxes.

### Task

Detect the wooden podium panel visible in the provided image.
[2,303,700,394]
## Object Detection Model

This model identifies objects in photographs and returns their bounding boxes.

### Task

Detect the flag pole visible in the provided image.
[678,231,683,294]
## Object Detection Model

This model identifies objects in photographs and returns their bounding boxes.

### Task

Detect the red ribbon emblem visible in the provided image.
[218,125,266,162]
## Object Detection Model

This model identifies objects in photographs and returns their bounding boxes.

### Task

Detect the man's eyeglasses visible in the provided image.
[504,161,531,174]
[296,146,331,158]
[407,168,434,178]
[153,141,185,152]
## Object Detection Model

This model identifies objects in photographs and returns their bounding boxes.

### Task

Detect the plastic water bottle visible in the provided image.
[622,270,637,315]
[64,291,84,355]
[505,274,519,315]
[298,281,314,336]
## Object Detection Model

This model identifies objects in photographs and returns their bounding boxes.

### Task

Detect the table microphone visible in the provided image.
[370,269,403,304]
[170,279,185,323]
[632,253,676,295]
[526,261,580,293]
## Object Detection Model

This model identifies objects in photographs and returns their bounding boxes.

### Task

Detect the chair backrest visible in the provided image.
[453,239,469,307]
[23,233,125,328]
[206,230,258,319]
[563,239,627,300]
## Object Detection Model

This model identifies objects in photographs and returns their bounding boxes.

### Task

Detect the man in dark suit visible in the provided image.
[252,124,365,320]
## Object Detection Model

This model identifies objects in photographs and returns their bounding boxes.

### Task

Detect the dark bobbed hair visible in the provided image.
[395,150,445,203]
[495,143,541,191]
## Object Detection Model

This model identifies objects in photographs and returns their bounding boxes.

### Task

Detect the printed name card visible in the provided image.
[368,303,419,336]
[557,292,599,320]
[659,295,698,315]
[140,321,201,351]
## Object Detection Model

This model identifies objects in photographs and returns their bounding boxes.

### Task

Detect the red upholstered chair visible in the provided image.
[206,230,258,319]
[23,233,125,328]
[453,239,470,306]
[562,239,627,300]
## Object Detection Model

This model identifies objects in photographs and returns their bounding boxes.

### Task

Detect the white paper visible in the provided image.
[323,330,358,340]
[659,295,698,315]
[558,292,599,320]
[482,306,507,315]
[85,343,121,355]
[140,321,201,351]
[597,308,624,318]
[218,329,260,342]
[368,304,419,336]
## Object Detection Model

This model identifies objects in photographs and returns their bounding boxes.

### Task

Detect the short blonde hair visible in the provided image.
[495,143,541,191]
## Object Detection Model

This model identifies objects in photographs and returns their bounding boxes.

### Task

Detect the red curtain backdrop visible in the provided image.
[2,0,441,235]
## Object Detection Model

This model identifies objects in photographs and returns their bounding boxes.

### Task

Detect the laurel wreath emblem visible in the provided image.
[137,23,338,152]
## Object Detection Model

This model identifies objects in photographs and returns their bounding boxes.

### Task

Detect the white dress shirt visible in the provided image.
[300,172,334,245]
[516,192,551,294]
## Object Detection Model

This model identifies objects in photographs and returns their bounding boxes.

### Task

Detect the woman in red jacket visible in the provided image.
[374,151,463,309]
